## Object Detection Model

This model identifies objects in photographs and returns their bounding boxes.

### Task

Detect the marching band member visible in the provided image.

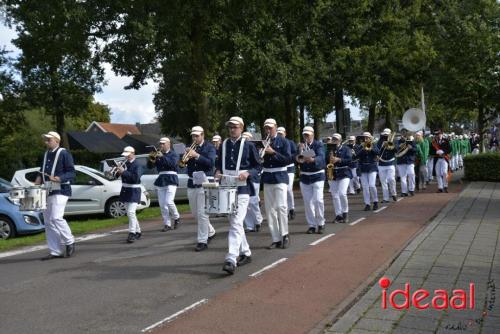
[415,131,429,191]
[429,129,451,193]
[297,126,326,233]
[212,135,222,150]
[425,134,434,184]
[357,132,380,211]
[215,117,260,275]
[327,133,352,223]
[376,129,397,202]
[148,137,181,231]
[277,126,297,220]
[261,118,292,249]
[347,136,361,195]
[396,130,416,196]
[36,131,76,260]
[116,146,143,243]
[186,126,217,251]
[242,131,264,232]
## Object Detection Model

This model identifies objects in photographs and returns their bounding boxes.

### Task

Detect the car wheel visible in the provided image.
[105,198,127,218]
[0,216,16,239]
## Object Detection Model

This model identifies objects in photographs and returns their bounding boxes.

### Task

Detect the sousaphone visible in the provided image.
[402,108,426,132]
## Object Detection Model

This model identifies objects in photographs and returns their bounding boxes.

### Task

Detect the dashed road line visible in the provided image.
[309,233,335,246]
[374,206,387,213]
[397,198,404,202]
[249,258,288,277]
[141,299,208,332]
[349,217,366,226]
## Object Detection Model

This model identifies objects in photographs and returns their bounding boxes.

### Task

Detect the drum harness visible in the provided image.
[41,147,70,192]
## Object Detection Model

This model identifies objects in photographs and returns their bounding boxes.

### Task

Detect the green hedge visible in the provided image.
[464,152,500,182]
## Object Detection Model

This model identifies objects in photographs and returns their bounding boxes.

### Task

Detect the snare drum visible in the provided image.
[20,186,47,211]
[9,187,26,200]
[203,183,238,215]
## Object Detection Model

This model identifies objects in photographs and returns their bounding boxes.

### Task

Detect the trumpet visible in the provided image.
[379,132,396,157]
[362,137,373,151]
[326,150,335,181]
[259,134,271,162]
[395,137,412,158]
[147,145,163,163]
[105,160,126,180]
[178,142,198,168]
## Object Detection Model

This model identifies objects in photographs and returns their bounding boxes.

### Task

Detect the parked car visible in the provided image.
[100,154,189,202]
[0,177,45,239]
[11,166,150,218]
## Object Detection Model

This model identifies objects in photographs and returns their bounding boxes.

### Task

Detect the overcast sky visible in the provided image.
[0,23,361,125]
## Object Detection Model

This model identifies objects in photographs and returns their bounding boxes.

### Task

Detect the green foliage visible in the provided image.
[464,153,500,182]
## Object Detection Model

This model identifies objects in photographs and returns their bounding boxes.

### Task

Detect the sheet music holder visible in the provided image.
[173,143,187,156]
[105,159,121,168]
[249,140,265,150]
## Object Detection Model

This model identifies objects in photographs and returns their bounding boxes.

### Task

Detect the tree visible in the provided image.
[69,99,111,131]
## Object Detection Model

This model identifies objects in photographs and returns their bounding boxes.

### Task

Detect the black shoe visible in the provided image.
[281,235,290,249]
[135,232,142,240]
[356,188,361,194]
[255,224,261,232]
[364,204,371,211]
[444,187,449,193]
[162,226,172,232]
[126,233,136,243]
[288,209,295,220]
[401,193,408,197]
[426,181,430,185]
[237,255,252,266]
[65,243,75,258]
[267,241,282,249]
[222,261,235,275]
[409,191,414,196]
[195,243,208,252]
[207,233,216,243]
[437,189,443,193]
[307,227,316,234]
[335,215,344,223]
[382,200,389,203]
[245,228,256,233]
[317,225,325,234]
[373,202,379,211]
[342,212,349,224]
[392,195,397,202]
[41,254,64,261]
[173,219,180,229]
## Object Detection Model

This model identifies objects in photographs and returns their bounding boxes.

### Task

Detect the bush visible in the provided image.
[464,152,500,182]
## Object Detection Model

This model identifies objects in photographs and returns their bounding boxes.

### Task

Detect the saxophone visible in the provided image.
[326,150,335,181]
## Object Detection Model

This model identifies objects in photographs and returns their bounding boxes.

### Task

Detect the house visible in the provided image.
[122,134,162,154]
[67,131,128,154]
[86,121,141,139]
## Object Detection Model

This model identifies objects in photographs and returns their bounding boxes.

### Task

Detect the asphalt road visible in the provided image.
[0,184,441,334]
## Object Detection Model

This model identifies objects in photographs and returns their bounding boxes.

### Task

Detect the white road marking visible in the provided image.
[309,233,335,246]
[0,228,129,259]
[397,198,404,202]
[249,258,288,277]
[349,217,366,226]
[141,299,208,332]
[374,206,387,213]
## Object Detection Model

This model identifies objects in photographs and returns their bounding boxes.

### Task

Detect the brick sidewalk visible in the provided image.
[323,182,500,334]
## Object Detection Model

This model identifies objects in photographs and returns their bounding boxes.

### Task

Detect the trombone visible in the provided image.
[259,134,271,162]
[146,145,163,163]
[178,142,198,168]
[104,160,126,179]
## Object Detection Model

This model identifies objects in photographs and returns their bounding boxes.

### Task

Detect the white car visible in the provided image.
[100,154,189,202]
[11,165,151,218]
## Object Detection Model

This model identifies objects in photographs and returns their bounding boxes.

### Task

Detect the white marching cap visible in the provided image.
[212,135,222,142]
[416,131,423,136]
[42,131,61,142]
[225,116,244,127]
[159,137,170,144]
[121,146,135,157]
[263,118,277,127]
[332,133,342,141]
[190,126,204,135]
[362,131,372,138]
[277,126,286,134]
[242,132,253,139]
[348,135,356,141]
[381,128,391,135]
[302,126,314,135]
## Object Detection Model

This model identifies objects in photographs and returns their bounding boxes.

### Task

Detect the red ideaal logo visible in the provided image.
[379,277,475,310]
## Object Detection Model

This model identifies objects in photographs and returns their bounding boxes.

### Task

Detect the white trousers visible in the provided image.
[188,187,215,243]
[264,183,289,243]
[417,164,428,189]
[43,195,74,256]
[244,182,263,230]
[397,164,415,194]
[348,168,360,194]
[426,158,434,181]
[361,172,378,205]
[435,158,449,189]
[378,165,396,201]
[451,155,457,171]
[226,194,251,266]
[157,186,180,226]
[126,202,141,233]
[300,181,325,227]
[329,178,350,216]
[458,154,463,168]
[287,172,295,210]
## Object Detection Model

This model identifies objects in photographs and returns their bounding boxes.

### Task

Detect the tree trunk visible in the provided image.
[312,115,321,140]
[367,103,376,133]
[283,93,295,140]
[334,87,345,137]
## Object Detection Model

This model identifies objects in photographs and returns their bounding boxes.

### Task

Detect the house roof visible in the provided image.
[137,122,162,136]
[121,134,162,154]
[67,131,128,153]
[86,121,141,138]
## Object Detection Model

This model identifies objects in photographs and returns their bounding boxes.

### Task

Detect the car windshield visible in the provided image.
[0,177,12,193]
